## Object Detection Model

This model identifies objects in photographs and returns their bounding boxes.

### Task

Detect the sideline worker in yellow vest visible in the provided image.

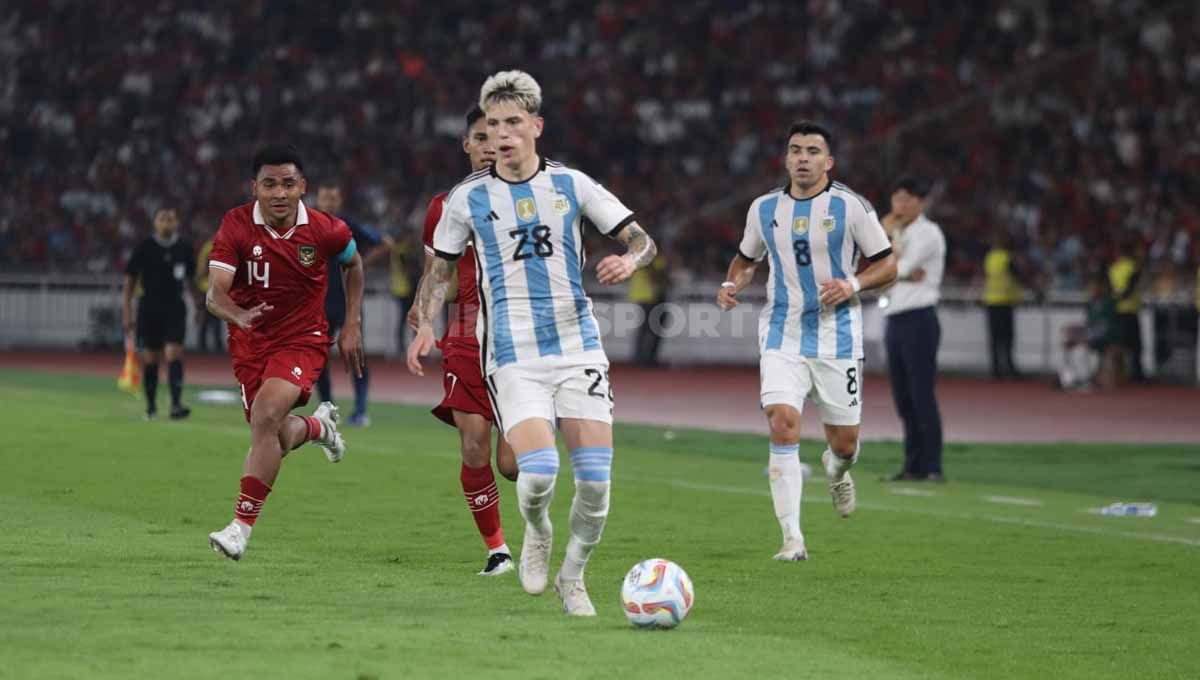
[982,231,1030,379]
[1108,234,1145,382]
[630,255,670,367]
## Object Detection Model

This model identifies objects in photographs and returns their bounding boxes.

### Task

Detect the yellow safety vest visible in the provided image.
[390,242,412,298]
[1108,256,1140,314]
[628,258,666,304]
[195,239,214,293]
[983,248,1023,305]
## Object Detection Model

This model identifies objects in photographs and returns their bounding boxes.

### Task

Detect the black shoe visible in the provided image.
[169,405,191,420]
[881,471,921,482]
[478,552,514,576]
[144,409,157,421]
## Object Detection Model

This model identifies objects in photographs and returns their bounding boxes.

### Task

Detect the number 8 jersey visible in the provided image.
[738,181,891,360]
[432,158,634,375]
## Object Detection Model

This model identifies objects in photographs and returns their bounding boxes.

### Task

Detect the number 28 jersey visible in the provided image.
[738,180,891,360]
[432,158,634,375]
[208,201,354,349]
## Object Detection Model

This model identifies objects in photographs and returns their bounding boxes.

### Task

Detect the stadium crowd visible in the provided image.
[2,0,1197,296]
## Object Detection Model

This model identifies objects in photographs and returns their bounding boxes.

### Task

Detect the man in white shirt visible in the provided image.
[881,176,946,482]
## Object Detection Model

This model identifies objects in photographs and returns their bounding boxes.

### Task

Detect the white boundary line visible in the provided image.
[981,495,1043,507]
[636,478,1200,548]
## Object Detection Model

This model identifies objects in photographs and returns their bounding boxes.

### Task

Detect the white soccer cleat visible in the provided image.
[519,526,552,595]
[478,552,515,576]
[773,538,808,562]
[554,573,597,617]
[823,450,856,518]
[312,402,346,463]
[208,521,247,561]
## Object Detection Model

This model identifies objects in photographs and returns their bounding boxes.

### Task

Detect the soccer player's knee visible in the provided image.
[830,431,859,458]
[766,408,800,441]
[460,433,492,468]
[496,456,519,482]
[249,401,288,434]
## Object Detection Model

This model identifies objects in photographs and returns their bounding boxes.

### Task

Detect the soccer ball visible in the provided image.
[620,558,694,629]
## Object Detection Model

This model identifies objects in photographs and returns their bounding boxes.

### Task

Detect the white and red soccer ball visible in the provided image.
[620,558,694,629]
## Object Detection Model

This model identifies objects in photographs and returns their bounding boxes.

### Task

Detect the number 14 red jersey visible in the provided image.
[209,201,353,349]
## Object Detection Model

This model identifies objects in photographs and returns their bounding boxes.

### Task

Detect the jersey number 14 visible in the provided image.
[247,261,270,289]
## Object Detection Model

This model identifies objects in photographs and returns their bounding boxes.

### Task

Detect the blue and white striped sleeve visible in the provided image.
[737,200,767,262]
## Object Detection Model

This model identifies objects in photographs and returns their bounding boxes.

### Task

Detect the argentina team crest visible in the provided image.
[297,245,316,267]
[792,217,809,234]
[821,216,836,232]
[516,197,538,221]
[552,195,571,216]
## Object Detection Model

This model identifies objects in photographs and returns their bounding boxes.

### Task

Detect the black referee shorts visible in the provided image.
[137,302,186,351]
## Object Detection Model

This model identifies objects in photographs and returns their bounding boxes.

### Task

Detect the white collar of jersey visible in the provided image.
[252,200,309,240]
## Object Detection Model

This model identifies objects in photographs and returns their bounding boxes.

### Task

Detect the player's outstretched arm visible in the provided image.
[717,253,759,311]
[597,221,657,285]
[339,251,366,378]
[818,252,898,306]
[406,256,454,376]
[205,266,273,330]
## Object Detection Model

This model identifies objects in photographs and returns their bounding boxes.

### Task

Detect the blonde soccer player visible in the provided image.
[407,71,658,615]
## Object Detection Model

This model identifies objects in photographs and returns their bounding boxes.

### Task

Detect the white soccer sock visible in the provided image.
[824,445,859,481]
[515,447,559,536]
[488,543,510,557]
[768,443,803,543]
[560,447,613,581]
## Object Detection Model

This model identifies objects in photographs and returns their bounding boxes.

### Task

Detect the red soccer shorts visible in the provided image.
[231,340,328,423]
[432,352,495,427]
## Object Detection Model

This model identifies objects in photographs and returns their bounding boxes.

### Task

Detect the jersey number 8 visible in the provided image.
[793,239,811,267]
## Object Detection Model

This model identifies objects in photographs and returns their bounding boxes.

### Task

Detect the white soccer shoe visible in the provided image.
[554,574,597,617]
[208,520,248,561]
[312,402,346,463]
[519,526,552,595]
[773,538,809,562]
[822,450,857,518]
[478,552,515,576]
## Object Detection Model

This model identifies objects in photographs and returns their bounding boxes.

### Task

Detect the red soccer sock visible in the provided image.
[299,415,324,443]
[461,463,506,550]
[234,475,272,526]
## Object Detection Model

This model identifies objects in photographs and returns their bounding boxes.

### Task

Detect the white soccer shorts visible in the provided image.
[759,351,863,426]
[487,352,614,436]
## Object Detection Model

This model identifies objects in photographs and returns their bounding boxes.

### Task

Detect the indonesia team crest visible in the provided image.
[821,216,837,232]
[516,197,538,221]
[552,195,571,216]
[792,217,809,234]
[297,245,316,267]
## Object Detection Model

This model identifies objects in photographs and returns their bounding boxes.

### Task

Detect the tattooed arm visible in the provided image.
[405,254,455,376]
[596,221,658,285]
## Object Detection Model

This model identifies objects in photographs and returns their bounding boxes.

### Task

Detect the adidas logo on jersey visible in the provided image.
[482,210,500,222]
[848,398,859,407]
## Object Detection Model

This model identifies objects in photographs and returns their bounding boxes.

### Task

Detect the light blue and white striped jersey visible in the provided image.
[738,180,891,359]
[433,158,634,374]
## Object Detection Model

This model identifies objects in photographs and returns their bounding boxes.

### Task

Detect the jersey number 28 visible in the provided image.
[510,225,554,260]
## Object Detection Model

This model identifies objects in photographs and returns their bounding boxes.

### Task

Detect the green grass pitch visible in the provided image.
[1,369,1197,679]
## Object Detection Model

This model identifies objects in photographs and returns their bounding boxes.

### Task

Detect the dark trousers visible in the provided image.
[197,311,225,353]
[316,318,370,417]
[885,306,944,476]
[1117,312,1144,381]
[633,302,665,367]
[986,304,1018,378]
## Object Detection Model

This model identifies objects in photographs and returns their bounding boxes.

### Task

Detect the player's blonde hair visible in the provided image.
[479,70,542,114]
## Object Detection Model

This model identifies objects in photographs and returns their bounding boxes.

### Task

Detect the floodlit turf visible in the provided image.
[1,369,1197,680]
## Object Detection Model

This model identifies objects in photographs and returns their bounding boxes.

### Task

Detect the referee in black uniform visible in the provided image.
[121,207,197,420]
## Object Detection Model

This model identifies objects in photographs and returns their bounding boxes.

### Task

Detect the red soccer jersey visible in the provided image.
[209,201,353,351]
[423,192,480,359]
